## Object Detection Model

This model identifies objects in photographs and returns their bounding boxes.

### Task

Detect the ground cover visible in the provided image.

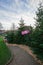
[0,36,11,65]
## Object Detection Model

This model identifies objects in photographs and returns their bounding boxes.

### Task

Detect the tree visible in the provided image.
[11,23,15,31]
[0,23,3,30]
[6,23,16,43]
[36,3,43,31]
[35,3,43,44]
[16,18,25,44]
[16,18,31,45]
[33,3,43,60]
[19,18,25,28]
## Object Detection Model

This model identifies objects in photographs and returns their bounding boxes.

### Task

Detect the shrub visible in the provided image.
[6,31,16,43]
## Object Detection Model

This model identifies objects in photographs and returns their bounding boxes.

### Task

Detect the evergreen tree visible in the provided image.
[18,18,25,31]
[33,3,43,60]
[16,18,25,44]
[35,3,43,45]
[36,3,43,31]
[16,18,31,45]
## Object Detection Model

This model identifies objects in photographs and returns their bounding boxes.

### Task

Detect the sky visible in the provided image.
[0,0,43,30]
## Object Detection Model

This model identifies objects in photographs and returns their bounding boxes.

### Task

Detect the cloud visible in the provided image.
[0,0,43,30]
[29,0,43,12]
[0,0,29,13]
[0,9,35,30]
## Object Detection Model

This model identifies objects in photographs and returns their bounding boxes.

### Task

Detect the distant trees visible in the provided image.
[6,23,16,43]
[11,23,15,31]
[0,23,4,35]
[0,23,3,30]
[6,18,32,45]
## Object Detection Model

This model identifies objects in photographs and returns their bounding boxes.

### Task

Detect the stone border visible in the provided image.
[5,54,13,65]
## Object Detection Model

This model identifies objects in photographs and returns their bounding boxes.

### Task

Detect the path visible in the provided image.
[8,45,40,65]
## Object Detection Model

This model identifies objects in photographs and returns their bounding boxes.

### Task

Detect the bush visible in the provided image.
[15,30,31,45]
[39,44,43,49]
[6,31,16,43]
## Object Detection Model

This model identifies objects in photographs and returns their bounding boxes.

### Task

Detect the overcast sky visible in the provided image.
[0,0,43,30]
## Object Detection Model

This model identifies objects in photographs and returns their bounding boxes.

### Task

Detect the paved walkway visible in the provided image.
[8,46,40,65]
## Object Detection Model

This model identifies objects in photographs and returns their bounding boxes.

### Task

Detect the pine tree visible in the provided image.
[16,18,31,45]
[16,18,25,44]
[35,3,43,44]
[36,3,43,31]
[33,3,43,60]
[18,18,25,31]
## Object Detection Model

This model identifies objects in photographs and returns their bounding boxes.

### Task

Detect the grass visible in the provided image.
[0,36,11,65]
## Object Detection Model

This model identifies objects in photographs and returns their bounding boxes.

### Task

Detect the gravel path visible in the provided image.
[8,46,40,65]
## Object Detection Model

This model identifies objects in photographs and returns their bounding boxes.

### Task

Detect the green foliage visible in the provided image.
[0,37,11,65]
[16,19,33,45]
[31,3,43,61]
[16,25,32,45]
[39,44,43,49]
[6,31,16,43]
[6,18,32,45]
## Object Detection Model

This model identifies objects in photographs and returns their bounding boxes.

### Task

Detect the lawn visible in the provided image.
[0,36,11,65]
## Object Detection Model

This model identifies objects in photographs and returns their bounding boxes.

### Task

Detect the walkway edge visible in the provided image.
[5,48,14,65]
